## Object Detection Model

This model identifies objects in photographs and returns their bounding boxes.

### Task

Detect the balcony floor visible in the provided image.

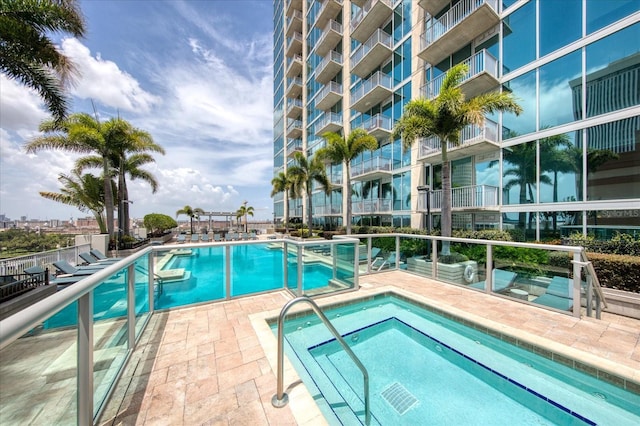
[94,270,640,424]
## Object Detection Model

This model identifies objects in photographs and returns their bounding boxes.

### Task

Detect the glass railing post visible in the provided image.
[77,291,94,426]
[486,244,493,293]
[572,252,581,318]
[225,245,231,299]
[395,235,400,270]
[283,241,289,291]
[297,245,303,296]
[148,251,155,312]
[127,264,135,350]
[431,240,438,278]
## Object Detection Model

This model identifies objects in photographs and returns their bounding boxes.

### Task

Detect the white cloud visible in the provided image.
[60,38,161,113]
[0,75,49,131]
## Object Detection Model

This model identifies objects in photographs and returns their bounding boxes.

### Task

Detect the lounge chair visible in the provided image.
[201,234,210,242]
[89,249,122,261]
[177,234,186,243]
[213,233,222,242]
[358,247,381,264]
[533,276,574,311]
[249,232,257,240]
[191,234,199,243]
[470,269,517,292]
[52,260,105,276]
[79,252,119,266]
[24,266,85,286]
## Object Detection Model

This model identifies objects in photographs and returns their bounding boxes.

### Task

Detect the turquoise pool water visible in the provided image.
[44,244,352,328]
[279,295,640,425]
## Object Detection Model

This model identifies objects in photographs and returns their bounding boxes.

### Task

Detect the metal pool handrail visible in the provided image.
[272,296,371,426]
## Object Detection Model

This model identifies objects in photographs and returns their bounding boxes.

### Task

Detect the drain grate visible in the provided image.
[381,382,418,415]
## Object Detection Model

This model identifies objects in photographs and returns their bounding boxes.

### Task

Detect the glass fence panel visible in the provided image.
[369,236,396,272]
[402,236,431,276]
[134,256,150,339]
[449,239,489,289]
[93,271,129,416]
[334,242,356,290]
[232,243,283,297]
[155,246,225,308]
[0,303,79,424]
[301,242,356,296]
[284,242,299,293]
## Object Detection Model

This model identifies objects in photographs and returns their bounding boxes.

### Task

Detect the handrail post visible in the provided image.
[272,296,370,425]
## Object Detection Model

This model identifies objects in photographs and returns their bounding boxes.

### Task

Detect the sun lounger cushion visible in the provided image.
[534,277,574,311]
[470,269,517,292]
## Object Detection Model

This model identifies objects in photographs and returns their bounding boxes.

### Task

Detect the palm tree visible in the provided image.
[39,171,110,233]
[316,129,378,234]
[176,205,204,234]
[236,201,254,233]
[271,171,294,233]
[392,63,522,254]
[0,0,86,123]
[25,113,131,237]
[288,152,330,236]
[539,133,573,231]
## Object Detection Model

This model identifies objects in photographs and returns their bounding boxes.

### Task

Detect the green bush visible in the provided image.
[564,232,640,256]
[143,213,177,236]
[587,253,640,292]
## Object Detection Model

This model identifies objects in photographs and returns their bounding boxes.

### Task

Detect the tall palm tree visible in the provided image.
[236,201,254,233]
[25,113,131,237]
[392,63,522,254]
[316,129,378,234]
[539,133,573,231]
[176,205,204,234]
[39,171,110,233]
[0,0,86,123]
[288,152,330,236]
[271,171,294,233]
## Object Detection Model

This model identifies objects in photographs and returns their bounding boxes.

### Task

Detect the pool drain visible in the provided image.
[381,382,418,415]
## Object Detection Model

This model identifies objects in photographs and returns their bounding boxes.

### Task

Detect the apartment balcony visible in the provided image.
[315,111,342,135]
[286,31,303,57]
[418,0,449,16]
[314,19,343,57]
[352,197,393,214]
[358,114,392,141]
[285,9,303,37]
[314,204,343,216]
[315,81,343,110]
[417,185,499,212]
[286,54,303,78]
[417,118,499,163]
[285,0,302,17]
[350,29,392,78]
[421,50,499,99]
[351,156,393,180]
[329,174,343,187]
[285,77,303,99]
[286,98,303,118]
[418,0,499,65]
[287,118,303,139]
[316,51,343,85]
[287,138,303,157]
[351,0,393,43]
[350,72,393,112]
[314,0,343,30]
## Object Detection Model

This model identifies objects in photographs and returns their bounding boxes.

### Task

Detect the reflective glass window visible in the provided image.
[540,0,581,57]
[539,50,582,128]
[502,70,536,139]
[502,0,535,74]
[502,140,537,206]
[539,131,581,204]
[587,0,640,34]
[585,23,640,118]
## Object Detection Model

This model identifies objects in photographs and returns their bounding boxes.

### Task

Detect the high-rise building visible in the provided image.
[272,0,640,240]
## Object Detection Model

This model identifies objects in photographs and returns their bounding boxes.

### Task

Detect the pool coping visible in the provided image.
[250,284,639,425]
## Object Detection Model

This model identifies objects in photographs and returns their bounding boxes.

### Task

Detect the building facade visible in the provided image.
[272,0,640,240]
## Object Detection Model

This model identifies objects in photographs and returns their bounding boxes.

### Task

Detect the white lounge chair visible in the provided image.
[470,269,517,292]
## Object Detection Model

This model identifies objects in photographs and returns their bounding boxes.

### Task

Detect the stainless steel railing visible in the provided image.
[272,296,370,425]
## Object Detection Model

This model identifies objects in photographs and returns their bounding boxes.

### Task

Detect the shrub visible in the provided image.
[143,213,177,236]
[587,253,640,293]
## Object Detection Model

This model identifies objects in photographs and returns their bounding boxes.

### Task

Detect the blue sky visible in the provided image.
[0,0,275,222]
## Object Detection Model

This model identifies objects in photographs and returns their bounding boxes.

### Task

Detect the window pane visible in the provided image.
[502,140,537,206]
[502,0,535,74]
[503,70,536,139]
[539,50,582,128]
[540,0,581,57]
[585,23,640,118]
[587,0,640,34]
[540,131,581,204]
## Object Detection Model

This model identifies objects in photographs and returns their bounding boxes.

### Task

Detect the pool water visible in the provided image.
[279,295,640,425]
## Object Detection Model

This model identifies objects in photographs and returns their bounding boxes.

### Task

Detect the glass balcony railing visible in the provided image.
[418,184,499,210]
[422,50,499,99]
[351,156,393,178]
[418,118,499,159]
[352,197,393,214]
[315,81,343,110]
[314,204,343,215]
[316,51,343,83]
[315,111,343,135]
[350,72,393,111]
[351,0,393,43]
[314,19,343,57]
[350,29,392,77]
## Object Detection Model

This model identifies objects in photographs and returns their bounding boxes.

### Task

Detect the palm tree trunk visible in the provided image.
[284,189,289,234]
[441,143,452,255]
[345,163,352,234]
[103,157,115,237]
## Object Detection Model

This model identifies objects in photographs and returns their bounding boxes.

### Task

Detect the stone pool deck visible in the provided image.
[97,270,640,425]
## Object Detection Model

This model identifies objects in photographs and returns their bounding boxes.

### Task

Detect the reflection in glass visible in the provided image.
[587,0,640,34]
[540,51,582,128]
[502,0,535,74]
[502,70,536,138]
[539,0,581,57]
[501,141,537,229]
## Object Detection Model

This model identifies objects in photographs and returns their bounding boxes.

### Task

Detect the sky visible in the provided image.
[0,0,275,223]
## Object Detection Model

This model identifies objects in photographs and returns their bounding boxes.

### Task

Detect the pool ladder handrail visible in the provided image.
[272,296,371,426]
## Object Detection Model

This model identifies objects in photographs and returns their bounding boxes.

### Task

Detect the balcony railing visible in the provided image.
[420,0,499,64]
[350,71,393,112]
[316,50,343,84]
[314,0,344,30]
[314,204,343,215]
[418,184,499,211]
[286,9,303,37]
[287,138,303,157]
[418,118,498,161]
[315,111,343,135]
[422,50,499,99]
[286,54,303,78]
[315,81,343,110]
[350,29,393,78]
[286,77,303,98]
[352,197,393,214]
[351,156,393,179]
[351,0,393,43]
[359,113,392,140]
[0,243,92,276]
[286,31,303,57]
[287,118,302,138]
[314,19,343,57]
[286,97,303,118]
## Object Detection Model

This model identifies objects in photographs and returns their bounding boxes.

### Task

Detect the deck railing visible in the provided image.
[0,243,92,276]
[418,184,499,210]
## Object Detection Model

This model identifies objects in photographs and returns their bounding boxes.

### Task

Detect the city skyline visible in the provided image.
[0,0,275,221]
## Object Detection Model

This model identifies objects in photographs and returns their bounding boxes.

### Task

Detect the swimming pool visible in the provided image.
[278,294,640,425]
